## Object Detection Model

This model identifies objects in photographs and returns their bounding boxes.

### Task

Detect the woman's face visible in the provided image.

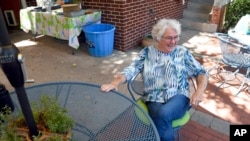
[158,27,179,52]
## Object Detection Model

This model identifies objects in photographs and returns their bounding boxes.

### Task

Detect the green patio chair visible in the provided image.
[128,72,196,141]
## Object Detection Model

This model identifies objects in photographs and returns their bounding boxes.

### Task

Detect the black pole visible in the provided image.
[15,87,39,132]
[0,7,39,137]
[0,9,11,46]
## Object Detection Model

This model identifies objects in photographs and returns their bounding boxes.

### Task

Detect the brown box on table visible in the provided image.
[62,4,81,13]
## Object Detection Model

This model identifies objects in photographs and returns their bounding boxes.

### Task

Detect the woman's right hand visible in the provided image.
[101,83,118,92]
[101,74,126,92]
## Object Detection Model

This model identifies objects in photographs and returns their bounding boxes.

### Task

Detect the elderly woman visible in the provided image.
[101,18,208,141]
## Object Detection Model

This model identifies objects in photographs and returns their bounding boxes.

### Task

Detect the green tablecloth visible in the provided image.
[20,7,102,49]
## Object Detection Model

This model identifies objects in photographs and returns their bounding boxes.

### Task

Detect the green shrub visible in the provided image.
[0,94,74,141]
[223,0,250,32]
[32,94,74,134]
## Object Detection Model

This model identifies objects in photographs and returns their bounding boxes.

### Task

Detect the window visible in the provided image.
[4,10,17,26]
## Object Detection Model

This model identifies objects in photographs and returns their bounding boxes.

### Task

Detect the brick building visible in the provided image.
[82,0,188,51]
[0,0,229,51]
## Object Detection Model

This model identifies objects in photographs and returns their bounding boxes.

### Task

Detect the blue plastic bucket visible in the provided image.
[83,23,116,57]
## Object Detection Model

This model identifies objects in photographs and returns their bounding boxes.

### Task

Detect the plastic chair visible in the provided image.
[127,72,195,141]
[213,33,250,96]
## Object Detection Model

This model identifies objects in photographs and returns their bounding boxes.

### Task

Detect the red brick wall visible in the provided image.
[82,0,187,51]
[211,6,221,25]
[211,5,226,32]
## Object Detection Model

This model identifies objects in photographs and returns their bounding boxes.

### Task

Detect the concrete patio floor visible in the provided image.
[1,28,250,141]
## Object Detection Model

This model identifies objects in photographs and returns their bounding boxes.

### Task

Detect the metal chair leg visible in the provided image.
[177,129,180,141]
[233,68,250,96]
[174,128,181,141]
[206,60,221,74]
[234,77,249,96]
[214,69,239,93]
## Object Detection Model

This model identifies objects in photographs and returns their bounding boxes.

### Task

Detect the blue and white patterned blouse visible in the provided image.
[121,46,207,103]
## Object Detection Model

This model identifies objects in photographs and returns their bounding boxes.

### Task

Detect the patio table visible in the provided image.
[9,81,160,141]
[20,7,102,49]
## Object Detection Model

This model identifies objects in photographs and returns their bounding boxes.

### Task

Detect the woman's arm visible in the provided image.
[183,48,208,106]
[101,47,148,92]
[190,74,208,106]
[101,74,126,92]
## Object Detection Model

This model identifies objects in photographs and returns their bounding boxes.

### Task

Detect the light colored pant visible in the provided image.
[147,94,190,141]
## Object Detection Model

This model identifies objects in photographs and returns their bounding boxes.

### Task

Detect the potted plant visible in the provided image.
[0,94,74,141]
[141,34,156,47]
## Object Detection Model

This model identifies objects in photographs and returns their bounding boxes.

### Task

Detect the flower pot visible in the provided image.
[1,95,74,141]
[41,129,72,141]
[141,34,156,47]
[24,127,72,141]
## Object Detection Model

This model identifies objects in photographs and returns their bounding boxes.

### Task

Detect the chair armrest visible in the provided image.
[188,77,197,98]
[128,73,198,100]
[127,72,144,100]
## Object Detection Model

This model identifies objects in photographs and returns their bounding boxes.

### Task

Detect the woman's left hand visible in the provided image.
[190,74,207,107]
[190,92,203,106]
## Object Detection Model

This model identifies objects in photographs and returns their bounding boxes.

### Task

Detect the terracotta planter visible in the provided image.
[25,128,72,141]
[1,95,74,141]
[141,34,156,47]
[7,125,45,141]
[41,129,72,141]
[10,125,72,141]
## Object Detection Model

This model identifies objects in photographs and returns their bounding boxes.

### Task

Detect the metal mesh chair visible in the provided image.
[213,33,250,96]
[127,72,196,141]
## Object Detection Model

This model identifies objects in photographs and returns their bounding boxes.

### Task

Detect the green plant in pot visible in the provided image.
[0,106,27,141]
[0,94,74,141]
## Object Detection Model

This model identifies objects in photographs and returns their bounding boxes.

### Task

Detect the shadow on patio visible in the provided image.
[183,32,250,125]
[177,31,250,141]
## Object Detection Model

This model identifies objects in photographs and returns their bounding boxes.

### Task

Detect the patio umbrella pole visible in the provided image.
[0,8,39,137]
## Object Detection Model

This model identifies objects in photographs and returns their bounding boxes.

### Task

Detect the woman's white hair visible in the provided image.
[151,18,181,41]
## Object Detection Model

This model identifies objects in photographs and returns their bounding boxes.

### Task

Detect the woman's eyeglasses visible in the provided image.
[162,35,179,42]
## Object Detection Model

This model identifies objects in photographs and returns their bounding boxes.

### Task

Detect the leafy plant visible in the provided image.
[31,94,74,134]
[0,106,25,141]
[222,0,250,32]
[0,94,74,141]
